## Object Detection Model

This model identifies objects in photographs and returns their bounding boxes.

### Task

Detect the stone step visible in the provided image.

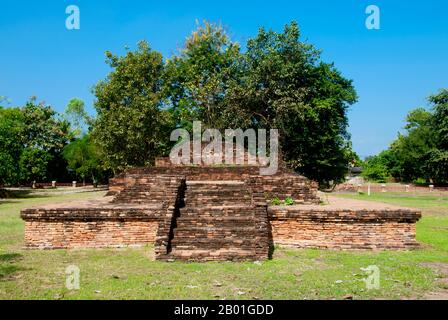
[185,189,249,195]
[183,200,251,207]
[174,226,257,237]
[185,183,247,191]
[154,177,269,262]
[173,234,259,241]
[185,184,248,189]
[183,181,252,207]
[180,204,255,218]
[175,216,256,226]
[170,238,259,249]
[160,249,259,262]
[184,195,249,201]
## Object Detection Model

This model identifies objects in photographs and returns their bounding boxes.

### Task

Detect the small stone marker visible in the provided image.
[32,180,36,189]
[367,183,371,196]
[429,185,434,192]
[357,184,362,193]
[381,184,386,193]
[52,181,57,188]
[405,185,410,192]
[72,181,77,188]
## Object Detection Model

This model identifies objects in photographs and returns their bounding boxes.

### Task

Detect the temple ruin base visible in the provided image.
[21,164,421,261]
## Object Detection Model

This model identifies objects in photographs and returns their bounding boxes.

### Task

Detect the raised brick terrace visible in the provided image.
[21,157,421,261]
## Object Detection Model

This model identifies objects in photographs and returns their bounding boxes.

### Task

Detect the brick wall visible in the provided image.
[21,205,421,251]
[24,220,158,249]
[21,206,165,249]
[268,206,421,250]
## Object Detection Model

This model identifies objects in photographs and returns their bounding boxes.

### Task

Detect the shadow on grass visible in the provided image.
[0,200,22,205]
[0,265,25,280]
[0,253,25,281]
[1,190,51,200]
[0,253,23,262]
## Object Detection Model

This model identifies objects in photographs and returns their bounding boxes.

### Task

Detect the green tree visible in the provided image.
[374,89,448,184]
[425,149,448,183]
[64,98,93,137]
[93,41,173,172]
[0,107,25,185]
[63,135,104,185]
[164,21,241,128]
[224,22,357,187]
[388,108,435,182]
[20,98,73,183]
[19,148,52,183]
[21,98,72,152]
[425,89,448,183]
[430,89,448,149]
[361,151,392,183]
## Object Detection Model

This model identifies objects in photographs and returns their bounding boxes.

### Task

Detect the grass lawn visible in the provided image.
[1,190,448,300]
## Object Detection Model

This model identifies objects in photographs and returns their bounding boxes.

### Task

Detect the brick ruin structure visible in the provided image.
[21,157,421,261]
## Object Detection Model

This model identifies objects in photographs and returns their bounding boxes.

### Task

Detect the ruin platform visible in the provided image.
[21,165,421,261]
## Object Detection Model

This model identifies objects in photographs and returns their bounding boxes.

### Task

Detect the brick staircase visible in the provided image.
[161,180,270,262]
[111,174,270,262]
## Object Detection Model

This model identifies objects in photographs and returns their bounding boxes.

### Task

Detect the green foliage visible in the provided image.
[373,89,448,184]
[22,98,72,152]
[270,197,281,205]
[164,21,357,187]
[361,152,390,183]
[64,98,93,137]
[430,89,448,150]
[346,146,363,167]
[424,149,448,183]
[389,108,434,182]
[19,148,52,182]
[63,135,105,184]
[284,197,294,206]
[0,99,73,185]
[223,22,357,187]
[164,21,241,129]
[93,41,173,172]
[0,107,25,185]
[21,99,73,183]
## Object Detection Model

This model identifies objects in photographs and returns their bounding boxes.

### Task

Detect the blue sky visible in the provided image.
[1,0,447,158]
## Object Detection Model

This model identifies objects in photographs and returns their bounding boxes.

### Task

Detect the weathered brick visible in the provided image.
[21,163,422,260]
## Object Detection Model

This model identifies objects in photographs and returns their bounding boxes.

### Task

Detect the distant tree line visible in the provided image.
[0,97,108,186]
[1,21,359,188]
[362,89,448,184]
